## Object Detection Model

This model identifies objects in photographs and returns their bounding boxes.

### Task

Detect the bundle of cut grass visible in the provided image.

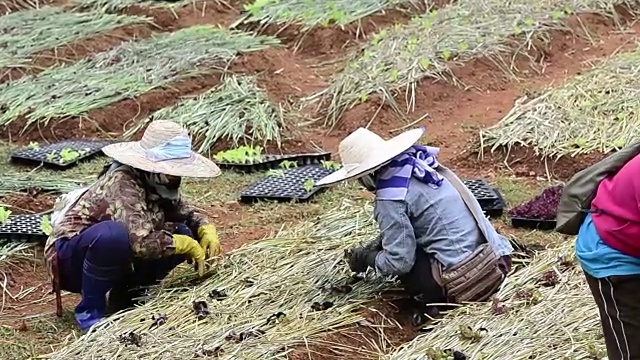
[386,241,606,360]
[315,0,635,129]
[126,75,284,153]
[0,6,148,69]
[481,45,640,159]
[0,175,85,197]
[45,201,398,359]
[242,0,412,31]
[0,25,279,134]
[0,242,32,265]
[72,0,191,12]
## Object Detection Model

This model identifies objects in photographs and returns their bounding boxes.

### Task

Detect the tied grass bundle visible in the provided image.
[127,75,284,153]
[0,175,85,197]
[0,25,279,133]
[0,6,149,70]
[315,0,635,129]
[45,201,398,359]
[242,0,410,30]
[480,45,640,158]
[386,242,605,360]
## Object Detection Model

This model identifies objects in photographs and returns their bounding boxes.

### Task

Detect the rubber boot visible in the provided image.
[74,260,120,332]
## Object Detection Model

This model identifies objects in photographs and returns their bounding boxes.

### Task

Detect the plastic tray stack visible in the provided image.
[462,179,505,217]
[0,214,47,243]
[215,152,332,173]
[240,164,338,203]
[11,139,116,168]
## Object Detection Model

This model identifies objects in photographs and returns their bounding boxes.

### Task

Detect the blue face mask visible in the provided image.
[145,134,193,163]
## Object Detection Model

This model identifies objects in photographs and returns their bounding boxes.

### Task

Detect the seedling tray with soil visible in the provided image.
[462,179,505,216]
[0,214,48,243]
[508,184,563,230]
[213,146,332,173]
[11,139,116,169]
[240,164,339,203]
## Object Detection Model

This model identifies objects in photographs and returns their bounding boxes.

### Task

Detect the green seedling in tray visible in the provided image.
[27,142,40,150]
[59,147,82,164]
[303,178,315,193]
[267,169,285,177]
[0,207,11,226]
[320,160,341,171]
[278,160,297,169]
[41,215,52,236]
[214,146,263,164]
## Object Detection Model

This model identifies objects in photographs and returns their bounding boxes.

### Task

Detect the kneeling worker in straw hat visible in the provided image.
[44,120,222,331]
[316,127,514,317]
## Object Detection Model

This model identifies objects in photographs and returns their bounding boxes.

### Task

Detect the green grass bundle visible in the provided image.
[0,6,148,69]
[0,25,279,133]
[127,75,284,153]
[242,0,409,30]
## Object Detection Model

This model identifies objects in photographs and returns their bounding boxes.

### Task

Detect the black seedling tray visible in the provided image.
[462,179,504,215]
[480,188,506,218]
[215,152,332,173]
[11,139,116,169]
[510,217,557,231]
[0,214,47,243]
[240,164,338,203]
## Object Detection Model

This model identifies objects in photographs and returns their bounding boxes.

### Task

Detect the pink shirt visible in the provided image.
[591,153,640,257]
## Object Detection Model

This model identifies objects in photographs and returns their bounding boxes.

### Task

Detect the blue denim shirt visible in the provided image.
[373,176,513,276]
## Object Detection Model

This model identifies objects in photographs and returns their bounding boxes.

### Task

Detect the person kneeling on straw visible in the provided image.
[315,127,514,321]
[43,121,223,332]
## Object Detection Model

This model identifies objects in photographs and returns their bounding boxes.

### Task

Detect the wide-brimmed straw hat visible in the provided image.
[102,120,221,178]
[315,127,425,187]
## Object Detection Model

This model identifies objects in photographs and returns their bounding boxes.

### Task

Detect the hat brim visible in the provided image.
[315,127,425,188]
[102,142,221,178]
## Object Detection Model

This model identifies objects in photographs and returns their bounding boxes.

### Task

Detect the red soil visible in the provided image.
[0,192,56,214]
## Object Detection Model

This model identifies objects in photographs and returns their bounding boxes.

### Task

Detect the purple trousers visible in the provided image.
[54,220,189,330]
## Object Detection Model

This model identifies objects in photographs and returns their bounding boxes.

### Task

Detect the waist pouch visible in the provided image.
[431,243,505,303]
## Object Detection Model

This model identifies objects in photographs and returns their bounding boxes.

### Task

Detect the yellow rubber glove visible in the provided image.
[197,224,222,259]
[172,234,205,276]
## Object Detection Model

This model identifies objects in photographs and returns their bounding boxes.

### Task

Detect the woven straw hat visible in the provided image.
[102,121,221,178]
[315,127,425,187]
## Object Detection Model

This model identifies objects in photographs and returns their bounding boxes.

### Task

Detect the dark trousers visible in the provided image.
[55,220,189,314]
[585,271,640,360]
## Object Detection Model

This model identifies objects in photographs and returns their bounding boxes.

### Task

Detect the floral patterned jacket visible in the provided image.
[44,166,210,277]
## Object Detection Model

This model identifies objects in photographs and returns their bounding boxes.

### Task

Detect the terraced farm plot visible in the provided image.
[0,6,148,69]
[2,0,640,359]
[317,0,634,126]
[128,75,284,152]
[481,45,640,158]
[0,25,278,133]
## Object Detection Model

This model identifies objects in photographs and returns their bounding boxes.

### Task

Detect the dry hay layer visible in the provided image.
[0,25,278,134]
[314,0,638,128]
[45,201,400,359]
[387,241,605,360]
[480,42,640,159]
[0,6,149,70]
[126,75,284,152]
